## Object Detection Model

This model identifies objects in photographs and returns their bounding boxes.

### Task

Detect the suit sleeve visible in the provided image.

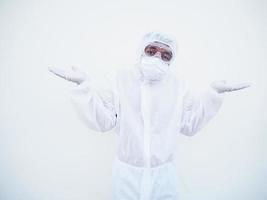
[179,85,224,136]
[69,77,119,133]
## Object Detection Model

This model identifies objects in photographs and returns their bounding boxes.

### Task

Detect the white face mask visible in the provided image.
[138,56,170,82]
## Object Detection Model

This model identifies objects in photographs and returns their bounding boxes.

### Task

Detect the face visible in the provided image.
[138,41,173,82]
[144,41,173,63]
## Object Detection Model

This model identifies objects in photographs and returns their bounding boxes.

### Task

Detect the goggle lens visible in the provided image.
[144,45,173,62]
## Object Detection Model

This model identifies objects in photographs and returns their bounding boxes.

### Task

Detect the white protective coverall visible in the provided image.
[69,32,224,200]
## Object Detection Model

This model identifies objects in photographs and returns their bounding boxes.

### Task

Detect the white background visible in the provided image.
[0,0,266,199]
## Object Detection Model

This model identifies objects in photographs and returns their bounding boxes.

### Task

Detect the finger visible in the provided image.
[48,66,58,74]
[48,66,68,80]
[48,66,65,74]
[228,82,251,91]
[241,82,251,88]
[71,65,78,71]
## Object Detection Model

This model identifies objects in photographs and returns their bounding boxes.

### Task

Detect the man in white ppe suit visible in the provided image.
[48,32,251,200]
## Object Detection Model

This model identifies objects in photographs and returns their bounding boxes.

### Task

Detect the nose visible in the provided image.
[154,51,161,58]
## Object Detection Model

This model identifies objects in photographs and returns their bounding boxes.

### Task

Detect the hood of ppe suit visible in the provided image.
[135,32,178,83]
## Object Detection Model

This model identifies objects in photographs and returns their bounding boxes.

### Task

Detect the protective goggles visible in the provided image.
[144,44,173,62]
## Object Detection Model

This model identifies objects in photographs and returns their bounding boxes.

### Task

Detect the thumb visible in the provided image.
[71,65,79,71]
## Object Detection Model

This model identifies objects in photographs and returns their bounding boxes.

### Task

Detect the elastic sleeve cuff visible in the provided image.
[203,86,225,116]
[70,79,93,94]
[207,86,225,101]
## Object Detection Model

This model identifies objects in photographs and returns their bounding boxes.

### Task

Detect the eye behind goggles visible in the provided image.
[144,45,173,62]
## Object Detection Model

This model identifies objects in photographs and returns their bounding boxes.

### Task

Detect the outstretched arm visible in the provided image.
[48,66,119,133]
[179,80,251,136]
